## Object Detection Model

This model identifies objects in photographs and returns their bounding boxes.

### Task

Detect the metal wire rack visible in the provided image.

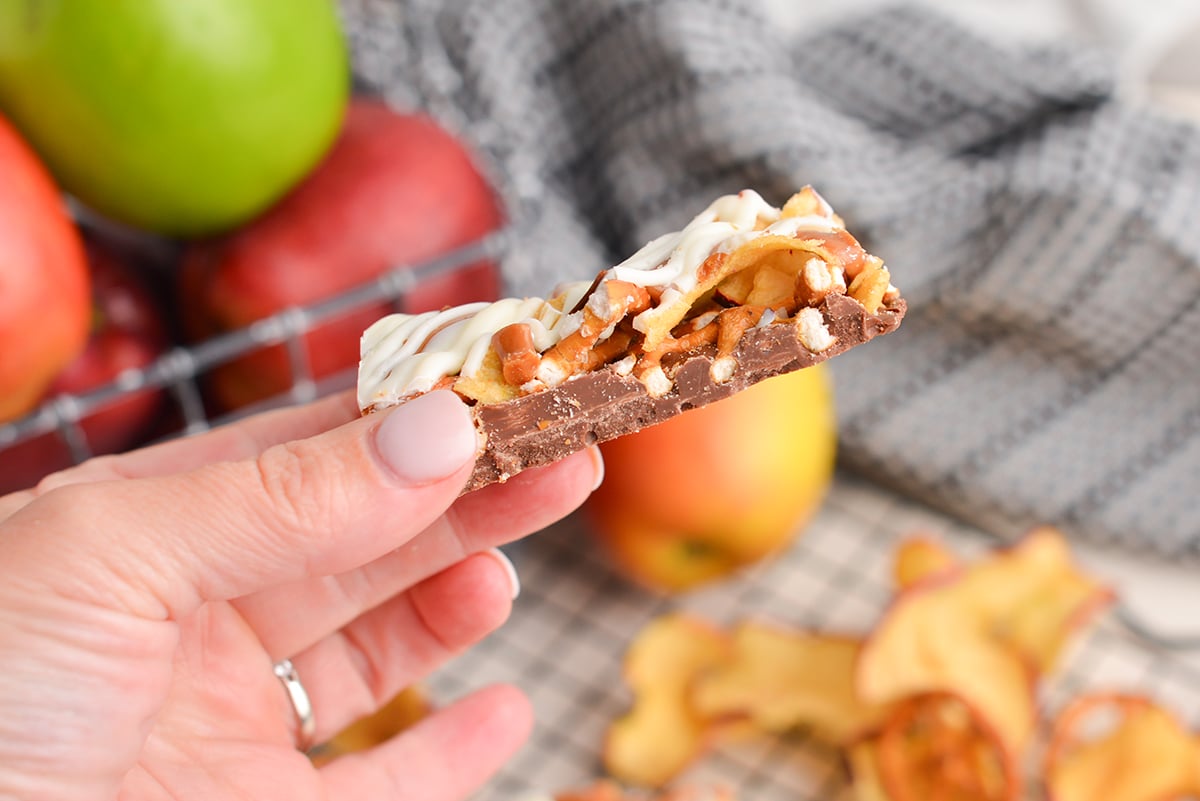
[0,226,516,462]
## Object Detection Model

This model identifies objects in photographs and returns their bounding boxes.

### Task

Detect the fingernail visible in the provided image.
[485,547,521,600]
[588,446,606,490]
[374,391,479,486]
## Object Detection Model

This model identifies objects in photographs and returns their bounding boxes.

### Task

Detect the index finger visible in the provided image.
[0,391,359,524]
[1,391,479,622]
[41,390,361,490]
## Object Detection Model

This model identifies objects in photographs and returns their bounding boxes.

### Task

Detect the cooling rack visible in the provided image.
[430,476,1200,801]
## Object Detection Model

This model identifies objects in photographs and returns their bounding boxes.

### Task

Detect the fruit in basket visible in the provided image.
[0,241,169,493]
[181,98,505,410]
[584,365,837,592]
[0,113,90,424]
[0,0,348,236]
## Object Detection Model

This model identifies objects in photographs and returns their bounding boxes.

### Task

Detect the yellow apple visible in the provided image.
[585,364,837,592]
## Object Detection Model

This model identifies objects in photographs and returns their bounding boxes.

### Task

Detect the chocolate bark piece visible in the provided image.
[464,293,905,493]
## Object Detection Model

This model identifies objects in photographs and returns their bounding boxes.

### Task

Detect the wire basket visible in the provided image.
[0,224,516,466]
[0,0,528,475]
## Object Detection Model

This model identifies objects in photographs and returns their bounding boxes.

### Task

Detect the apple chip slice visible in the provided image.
[1043,694,1199,801]
[639,234,823,348]
[880,528,1112,688]
[691,622,883,743]
[846,743,892,801]
[604,613,733,787]
[965,527,1113,675]
[856,569,1038,752]
[312,685,430,765]
[555,780,628,801]
[892,537,961,591]
[556,780,738,801]
[874,693,1020,801]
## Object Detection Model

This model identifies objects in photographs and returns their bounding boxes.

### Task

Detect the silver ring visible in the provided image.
[273,658,316,750]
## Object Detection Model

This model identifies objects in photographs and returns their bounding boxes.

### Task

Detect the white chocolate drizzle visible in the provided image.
[358,189,850,410]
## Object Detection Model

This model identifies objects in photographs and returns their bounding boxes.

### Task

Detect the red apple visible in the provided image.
[0,242,169,493]
[0,113,91,422]
[181,98,505,411]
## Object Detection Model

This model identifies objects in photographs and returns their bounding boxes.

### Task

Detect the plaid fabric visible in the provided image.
[341,0,1200,556]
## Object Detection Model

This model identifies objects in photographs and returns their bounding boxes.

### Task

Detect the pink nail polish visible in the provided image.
[374,391,479,486]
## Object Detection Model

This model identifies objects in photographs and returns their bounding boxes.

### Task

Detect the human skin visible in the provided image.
[0,389,603,800]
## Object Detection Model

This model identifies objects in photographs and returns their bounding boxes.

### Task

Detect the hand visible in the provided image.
[0,390,603,801]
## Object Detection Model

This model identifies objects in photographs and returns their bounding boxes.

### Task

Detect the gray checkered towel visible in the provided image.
[341,0,1200,556]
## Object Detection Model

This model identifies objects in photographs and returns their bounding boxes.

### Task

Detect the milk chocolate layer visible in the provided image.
[463,293,905,493]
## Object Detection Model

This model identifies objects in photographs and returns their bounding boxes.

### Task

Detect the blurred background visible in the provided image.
[2,1,1199,798]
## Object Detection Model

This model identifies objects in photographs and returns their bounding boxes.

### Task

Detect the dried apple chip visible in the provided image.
[856,569,1037,752]
[556,780,738,801]
[556,780,628,801]
[604,613,733,788]
[892,537,961,591]
[454,347,520,405]
[960,527,1114,675]
[884,528,1111,686]
[780,185,843,224]
[715,260,796,309]
[692,622,882,743]
[312,685,430,765]
[874,693,1020,801]
[639,235,810,348]
[846,742,891,801]
[710,235,863,315]
[1044,693,1198,801]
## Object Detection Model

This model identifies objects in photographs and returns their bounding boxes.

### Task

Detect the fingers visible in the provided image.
[290,550,519,743]
[237,446,602,659]
[0,391,478,621]
[320,684,533,801]
[35,390,360,492]
[0,490,33,524]
[0,391,358,525]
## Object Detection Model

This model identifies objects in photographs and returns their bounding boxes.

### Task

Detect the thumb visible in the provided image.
[1,391,480,621]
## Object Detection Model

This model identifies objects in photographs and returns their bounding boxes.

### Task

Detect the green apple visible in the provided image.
[0,0,348,236]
